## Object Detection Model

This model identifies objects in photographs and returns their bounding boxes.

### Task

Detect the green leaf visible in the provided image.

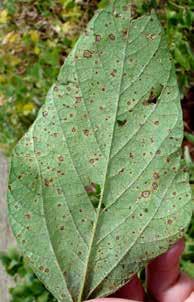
[185,132,194,144]
[98,0,110,9]
[37,292,50,302]
[174,48,190,70]
[8,1,192,301]
[181,260,194,279]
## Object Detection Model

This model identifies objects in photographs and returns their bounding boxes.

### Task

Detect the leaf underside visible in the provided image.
[8,1,192,302]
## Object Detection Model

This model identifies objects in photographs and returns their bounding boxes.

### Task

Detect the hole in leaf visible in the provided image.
[131,3,139,19]
[117,119,127,127]
[85,183,101,209]
[147,91,158,104]
[144,85,164,105]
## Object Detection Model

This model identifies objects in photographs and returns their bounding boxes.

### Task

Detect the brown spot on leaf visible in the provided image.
[42,111,48,117]
[109,33,116,40]
[83,129,89,136]
[53,132,58,138]
[89,158,98,165]
[75,96,82,104]
[153,172,160,179]
[119,168,125,174]
[83,50,92,58]
[141,191,150,198]
[152,182,158,191]
[131,3,138,18]
[145,33,157,41]
[156,150,161,155]
[122,28,128,37]
[44,178,53,187]
[167,219,173,225]
[58,155,64,162]
[110,69,117,77]
[95,34,101,42]
[84,183,98,194]
[25,213,31,219]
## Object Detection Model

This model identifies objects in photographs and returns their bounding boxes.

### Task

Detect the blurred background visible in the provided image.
[0,0,193,301]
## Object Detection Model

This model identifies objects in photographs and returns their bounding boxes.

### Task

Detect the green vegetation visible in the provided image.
[0,248,56,302]
[0,0,100,153]
[137,0,194,95]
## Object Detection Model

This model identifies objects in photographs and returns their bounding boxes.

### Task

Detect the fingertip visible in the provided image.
[166,239,185,262]
[147,239,185,297]
[148,238,185,271]
[158,272,194,302]
[86,299,135,302]
[113,275,144,301]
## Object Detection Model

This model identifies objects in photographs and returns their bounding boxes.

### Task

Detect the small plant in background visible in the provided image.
[136,0,194,96]
[0,0,100,153]
[0,248,56,302]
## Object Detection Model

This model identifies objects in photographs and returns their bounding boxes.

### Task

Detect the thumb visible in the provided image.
[146,239,194,302]
[147,238,185,297]
[112,275,144,301]
[86,299,138,302]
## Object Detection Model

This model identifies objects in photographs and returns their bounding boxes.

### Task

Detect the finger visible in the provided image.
[160,272,194,302]
[86,299,138,302]
[112,275,145,301]
[185,292,194,302]
[146,239,185,300]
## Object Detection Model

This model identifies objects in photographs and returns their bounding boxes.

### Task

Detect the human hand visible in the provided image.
[86,239,194,302]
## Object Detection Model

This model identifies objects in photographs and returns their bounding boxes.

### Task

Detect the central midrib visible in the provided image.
[77,16,131,302]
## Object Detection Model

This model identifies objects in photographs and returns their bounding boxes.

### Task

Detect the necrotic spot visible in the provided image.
[117,119,127,127]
